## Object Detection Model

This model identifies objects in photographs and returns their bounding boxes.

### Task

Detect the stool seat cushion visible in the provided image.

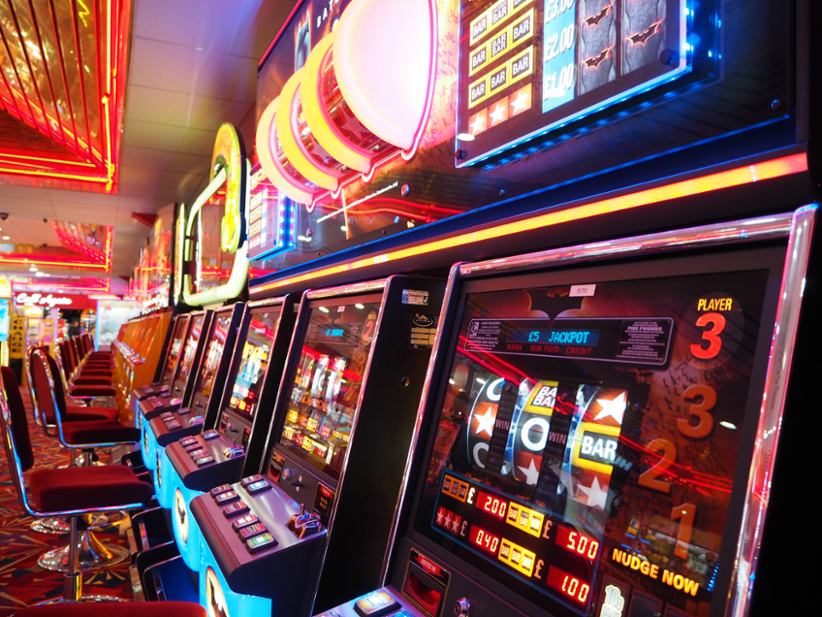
[65,406,119,422]
[72,377,112,386]
[69,386,116,398]
[29,464,152,512]
[61,420,140,444]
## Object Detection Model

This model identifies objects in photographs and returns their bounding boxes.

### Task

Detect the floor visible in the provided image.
[0,395,134,613]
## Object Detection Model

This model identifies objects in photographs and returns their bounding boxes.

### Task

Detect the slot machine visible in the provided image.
[151,304,245,507]
[162,296,297,572]
[189,276,445,617]
[132,314,191,408]
[141,310,212,470]
[317,208,815,617]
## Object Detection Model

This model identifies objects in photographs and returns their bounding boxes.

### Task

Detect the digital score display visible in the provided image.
[457,0,689,165]
[465,317,673,366]
[417,265,774,617]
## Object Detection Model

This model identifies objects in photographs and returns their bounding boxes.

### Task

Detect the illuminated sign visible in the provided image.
[247,167,295,260]
[256,0,437,206]
[183,123,250,306]
[456,0,691,165]
[13,292,96,310]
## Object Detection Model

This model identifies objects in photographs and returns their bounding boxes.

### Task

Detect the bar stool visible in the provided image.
[27,352,142,572]
[0,367,153,604]
[13,602,206,617]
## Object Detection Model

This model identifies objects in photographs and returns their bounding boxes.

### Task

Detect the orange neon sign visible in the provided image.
[252,153,808,294]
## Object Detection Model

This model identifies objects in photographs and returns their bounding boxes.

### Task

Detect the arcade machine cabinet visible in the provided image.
[132,314,192,406]
[151,303,245,507]
[189,275,445,617]
[317,209,815,617]
[140,310,212,470]
[164,296,297,572]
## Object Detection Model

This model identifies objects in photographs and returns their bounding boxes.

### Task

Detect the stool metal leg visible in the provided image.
[63,516,82,602]
[37,516,126,605]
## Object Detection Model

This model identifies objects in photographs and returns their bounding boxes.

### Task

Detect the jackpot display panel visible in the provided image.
[319,209,814,617]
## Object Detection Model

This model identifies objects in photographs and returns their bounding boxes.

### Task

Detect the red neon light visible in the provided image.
[546,566,591,605]
[0,0,129,191]
[555,525,600,562]
[476,490,508,520]
[258,0,308,69]
[468,525,501,556]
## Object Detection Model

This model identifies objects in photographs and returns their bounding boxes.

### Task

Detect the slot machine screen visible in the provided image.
[161,318,189,382]
[227,305,283,418]
[174,314,205,389]
[414,251,779,617]
[278,296,382,480]
[194,313,232,400]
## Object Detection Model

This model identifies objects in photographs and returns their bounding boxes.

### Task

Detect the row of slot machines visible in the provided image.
[126,207,813,617]
[111,309,173,411]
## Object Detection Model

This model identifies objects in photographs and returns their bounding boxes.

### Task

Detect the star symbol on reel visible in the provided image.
[474,407,497,437]
[517,458,540,486]
[436,507,444,526]
[576,475,609,510]
[594,392,627,424]
[451,516,461,533]
[469,112,487,135]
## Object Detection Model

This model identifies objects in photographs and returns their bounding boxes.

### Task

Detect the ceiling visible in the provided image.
[0,0,297,280]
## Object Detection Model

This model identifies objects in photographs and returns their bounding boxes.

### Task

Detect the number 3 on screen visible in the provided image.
[690,312,726,360]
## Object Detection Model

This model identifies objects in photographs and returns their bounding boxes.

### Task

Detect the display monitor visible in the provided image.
[457,0,692,165]
[414,254,777,617]
[227,305,283,419]
[193,312,233,401]
[161,317,189,383]
[278,297,382,480]
[174,313,206,389]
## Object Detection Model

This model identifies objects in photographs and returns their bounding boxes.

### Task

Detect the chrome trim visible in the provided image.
[305,277,389,300]
[458,212,796,277]
[247,295,287,309]
[726,205,817,617]
[379,263,464,583]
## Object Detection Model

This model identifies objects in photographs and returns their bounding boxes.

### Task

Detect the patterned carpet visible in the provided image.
[0,393,135,613]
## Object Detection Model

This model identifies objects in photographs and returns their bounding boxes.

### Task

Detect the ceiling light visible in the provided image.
[1,235,9,240]
[318,306,330,313]
[719,421,737,430]
[456,132,476,142]
[354,303,364,310]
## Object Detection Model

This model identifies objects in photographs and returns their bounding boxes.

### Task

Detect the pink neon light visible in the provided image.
[333,0,436,151]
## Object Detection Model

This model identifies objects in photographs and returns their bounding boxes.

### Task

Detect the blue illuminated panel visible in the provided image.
[457,0,691,166]
[141,415,158,470]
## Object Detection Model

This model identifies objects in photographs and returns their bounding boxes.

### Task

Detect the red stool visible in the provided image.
[26,355,143,572]
[0,368,153,604]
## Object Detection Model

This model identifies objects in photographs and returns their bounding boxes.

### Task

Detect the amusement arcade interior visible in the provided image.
[0,1,818,617]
